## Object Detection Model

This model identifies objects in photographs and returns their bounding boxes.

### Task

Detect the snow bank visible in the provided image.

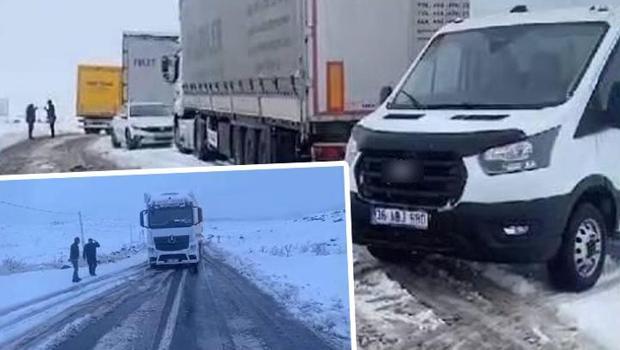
[89,137,210,169]
[207,210,351,347]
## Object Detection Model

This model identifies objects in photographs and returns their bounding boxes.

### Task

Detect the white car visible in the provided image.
[111,102,174,150]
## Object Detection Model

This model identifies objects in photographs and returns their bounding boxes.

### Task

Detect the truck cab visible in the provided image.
[348,5,620,291]
[140,192,203,270]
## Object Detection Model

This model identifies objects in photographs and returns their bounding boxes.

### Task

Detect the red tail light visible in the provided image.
[312,143,346,162]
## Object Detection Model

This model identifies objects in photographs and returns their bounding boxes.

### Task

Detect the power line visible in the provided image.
[0,200,76,215]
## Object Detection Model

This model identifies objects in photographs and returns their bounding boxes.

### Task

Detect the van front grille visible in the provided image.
[357,151,467,208]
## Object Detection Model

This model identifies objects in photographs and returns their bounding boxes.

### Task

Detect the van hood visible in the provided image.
[359,107,564,136]
[355,107,566,156]
[130,116,173,128]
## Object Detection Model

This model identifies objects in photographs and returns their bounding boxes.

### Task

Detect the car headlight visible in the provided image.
[479,127,560,175]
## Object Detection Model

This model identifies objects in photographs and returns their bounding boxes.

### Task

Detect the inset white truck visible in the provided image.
[140,192,203,271]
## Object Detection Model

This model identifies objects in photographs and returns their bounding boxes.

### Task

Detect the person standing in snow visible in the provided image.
[69,237,81,283]
[83,238,100,276]
[44,100,57,138]
[25,104,37,140]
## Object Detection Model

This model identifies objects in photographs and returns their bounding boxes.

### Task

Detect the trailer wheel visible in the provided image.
[547,203,607,292]
[367,246,415,264]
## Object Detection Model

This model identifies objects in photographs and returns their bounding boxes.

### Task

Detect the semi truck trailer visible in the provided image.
[169,0,470,164]
[76,65,123,134]
[141,192,203,272]
[122,32,179,108]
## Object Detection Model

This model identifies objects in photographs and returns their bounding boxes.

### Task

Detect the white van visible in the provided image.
[347,5,620,291]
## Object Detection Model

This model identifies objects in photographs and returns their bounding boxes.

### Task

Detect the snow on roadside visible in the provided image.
[0,252,146,313]
[555,258,620,350]
[89,136,211,169]
[0,118,81,152]
[207,210,351,348]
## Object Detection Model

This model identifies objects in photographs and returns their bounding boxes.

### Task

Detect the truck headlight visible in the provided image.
[345,137,360,192]
[479,127,560,175]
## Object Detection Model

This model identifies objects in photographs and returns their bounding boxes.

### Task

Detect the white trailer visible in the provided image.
[123,32,180,108]
[140,192,203,271]
[171,0,469,164]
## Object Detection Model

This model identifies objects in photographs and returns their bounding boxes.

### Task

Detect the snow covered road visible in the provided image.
[0,133,211,175]
[0,248,341,350]
[355,244,620,350]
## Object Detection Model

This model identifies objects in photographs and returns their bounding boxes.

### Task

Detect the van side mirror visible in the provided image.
[379,86,393,104]
[608,82,620,128]
[140,210,148,228]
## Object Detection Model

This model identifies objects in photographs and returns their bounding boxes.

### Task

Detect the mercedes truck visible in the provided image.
[141,192,203,271]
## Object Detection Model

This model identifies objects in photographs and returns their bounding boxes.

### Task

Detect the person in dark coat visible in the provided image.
[25,104,37,139]
[44,100,57,138]
[83,238,100,276]
[69,237,81,283]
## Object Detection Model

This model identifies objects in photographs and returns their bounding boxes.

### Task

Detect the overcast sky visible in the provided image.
[0,166,346,223]
[0,0,178,120]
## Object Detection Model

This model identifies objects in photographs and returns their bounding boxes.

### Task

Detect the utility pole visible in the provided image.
[78,211,85,248]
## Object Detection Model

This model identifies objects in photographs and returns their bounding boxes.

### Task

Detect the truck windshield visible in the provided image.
[131,105,171,117]
[149,207,194,228]
[391,22,608,110]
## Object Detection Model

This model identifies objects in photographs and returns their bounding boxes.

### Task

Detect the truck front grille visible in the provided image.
[357,151,467,208]
[154,235,190,251]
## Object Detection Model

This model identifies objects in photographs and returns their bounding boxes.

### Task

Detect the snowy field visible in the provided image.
[207,210,351,347]
[0,206,143,273]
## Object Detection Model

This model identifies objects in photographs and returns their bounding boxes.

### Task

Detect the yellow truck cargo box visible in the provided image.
[76,65,122,119]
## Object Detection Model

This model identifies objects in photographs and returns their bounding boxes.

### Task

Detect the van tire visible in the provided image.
[367,246,413,263]
[149,263,157,269]
[191,263,199,274]
[547,203,607,292]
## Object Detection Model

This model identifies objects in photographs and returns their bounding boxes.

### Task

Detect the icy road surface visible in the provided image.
[0,133,210,175]
[355,241,620,350]
[0,249,338,350]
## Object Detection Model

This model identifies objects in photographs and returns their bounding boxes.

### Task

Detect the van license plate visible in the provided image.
[372,207,429,229]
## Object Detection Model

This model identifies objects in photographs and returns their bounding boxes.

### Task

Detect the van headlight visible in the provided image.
[479,127,560,175]
[345,137,360,192]
[345,137,359,167]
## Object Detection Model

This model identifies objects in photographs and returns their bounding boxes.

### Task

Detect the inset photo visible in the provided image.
[0,164,355,350]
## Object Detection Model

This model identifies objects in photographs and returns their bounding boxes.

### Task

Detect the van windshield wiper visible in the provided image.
[393,90,424,109]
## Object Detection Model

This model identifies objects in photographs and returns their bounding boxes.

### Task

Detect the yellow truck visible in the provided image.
[76,65,123,134]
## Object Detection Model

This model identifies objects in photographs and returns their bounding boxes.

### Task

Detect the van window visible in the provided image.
[391,23,608,110]
[589,42,620,117]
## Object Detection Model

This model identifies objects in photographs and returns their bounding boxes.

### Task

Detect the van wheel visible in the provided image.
[191,263,199,274]
[547,203,607,292]
[367,246,414,263]
[150,263,157,269]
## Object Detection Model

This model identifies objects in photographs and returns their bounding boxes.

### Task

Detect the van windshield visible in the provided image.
[391,22,608,110]
[149,207,193,228]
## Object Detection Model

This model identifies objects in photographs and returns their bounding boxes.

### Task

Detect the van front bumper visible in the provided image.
[351,192,570,263]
